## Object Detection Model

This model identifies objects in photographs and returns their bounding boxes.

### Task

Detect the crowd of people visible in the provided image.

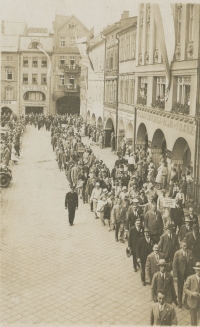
[44,113,200,326]
[0,117,26,166]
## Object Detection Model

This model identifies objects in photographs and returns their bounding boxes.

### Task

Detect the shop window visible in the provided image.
[60,74,65,85]
[41,58,47,67]
[60,37,65,47]
[23,57,28,67]
[70,37,75,47]
[5,87,13,100]
[6,69,13,80]
[23,74,28,84]
[41,74,47,84]
[60,56,65,66]
[32,57,38,67]
[32,74,37,84]
[177,76,191,106]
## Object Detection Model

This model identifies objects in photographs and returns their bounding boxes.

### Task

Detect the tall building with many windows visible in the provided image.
[51,15,92,114]
[134,3,200,207]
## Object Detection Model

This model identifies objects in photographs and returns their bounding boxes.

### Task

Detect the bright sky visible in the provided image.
[1,0,139,34]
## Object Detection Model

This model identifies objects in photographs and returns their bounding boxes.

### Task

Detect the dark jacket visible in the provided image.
[158,233,179,261]
[128,226,144,252]
[173,249,195,281]
[151,271,177,304]
[136,236,153,261]
[144,210,163,235]
[178,224,192,242]
[185,232,200,261]
[65,191,78,209]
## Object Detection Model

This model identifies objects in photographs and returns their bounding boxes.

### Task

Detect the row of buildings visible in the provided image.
[1,4,200,208]
[79,4,200,210]
[1,15,92,117]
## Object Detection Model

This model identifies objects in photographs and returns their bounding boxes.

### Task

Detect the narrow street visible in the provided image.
[1,126,190,325]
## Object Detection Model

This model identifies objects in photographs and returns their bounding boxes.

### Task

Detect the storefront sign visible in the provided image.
[163,198,176,208]
[137,110,195,136]
[23,86,47,91]
[24,102,45,106]
[1,100,17,105]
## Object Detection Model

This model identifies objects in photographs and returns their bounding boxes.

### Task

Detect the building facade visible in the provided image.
[135,3,200,207]
[1,35,19,116]
[86,35,105,129]
[19,30,53,116]
[117,22,137,149]
[52,15,92,115]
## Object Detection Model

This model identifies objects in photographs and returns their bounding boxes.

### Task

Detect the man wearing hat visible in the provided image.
[65,185,79,226]
[173,238,195,308]
[179,216,193,242]
[186,225,200,262]
[158,224,179,271]
[188,207,199,226]
[184,262,200,325]
[145,203,163,244]
[128,218,144,272]
[136,227,154,286]
[151,259,178,305]
[146,244,165,285]
[126,198,142,231]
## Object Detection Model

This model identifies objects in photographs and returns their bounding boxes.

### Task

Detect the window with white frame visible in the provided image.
[23,73,28,84]
[41,57,47,67]
[23,57,28,67]
[41,74,47,84]
[156,77,166,100]
[6,69,13,80]
[5,87,13,100]
[32,74,37,84]
[32,57,38,67]
[60,56,65,65]
[140,77,148,98]
[177,6,182,44]
[70,56,75,65]
[70,37,75,47]
[189,4,194,42]
[60,37,65,47]
[60,74,65,85]
[177,76,191,106]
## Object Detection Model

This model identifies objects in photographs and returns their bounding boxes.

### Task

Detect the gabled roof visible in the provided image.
[88,35,104,50]
[56,14,90,32]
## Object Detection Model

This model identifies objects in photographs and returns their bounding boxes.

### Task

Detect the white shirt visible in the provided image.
[158,303,165,312]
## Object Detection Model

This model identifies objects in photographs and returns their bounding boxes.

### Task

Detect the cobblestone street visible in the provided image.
[1,126,190,325]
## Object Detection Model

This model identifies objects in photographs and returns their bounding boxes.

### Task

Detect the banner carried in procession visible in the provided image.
[163,198,176,208]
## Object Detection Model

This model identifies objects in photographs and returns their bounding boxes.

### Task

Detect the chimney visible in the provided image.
[121,11,129,20]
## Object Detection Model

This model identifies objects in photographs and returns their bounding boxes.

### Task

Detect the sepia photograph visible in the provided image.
[1,0,200,325]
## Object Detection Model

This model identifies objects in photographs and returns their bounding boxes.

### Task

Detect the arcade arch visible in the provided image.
[136,123,148,151]
[171,138,191,173]
[151,129,167,168]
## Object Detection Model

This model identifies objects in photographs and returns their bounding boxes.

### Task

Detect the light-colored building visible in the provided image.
[117,22,137,149]
[135,3,200,207]
[1,35,19,116]
[86,35,105,129]
[51,15,92,114]
[19,31,53,115]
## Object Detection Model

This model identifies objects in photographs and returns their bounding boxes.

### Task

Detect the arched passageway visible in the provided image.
[91,113,96,126]
[97,117,103,127]
[171,138,192,173]
[136,123,148,151]
[151,129,167,168]
[126,123,134,150]
[104,118,115,147]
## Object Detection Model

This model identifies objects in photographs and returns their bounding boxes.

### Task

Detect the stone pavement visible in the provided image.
[1,125,190,325]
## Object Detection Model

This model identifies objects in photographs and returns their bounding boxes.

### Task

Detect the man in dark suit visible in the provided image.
[128,218,144,272]
[173,239,195,308]
[170,198,184,232]
[184,262,200,326]
[126,198,142,231]
[150,291,177,326]
[179,216,193,242]
[65,186,78,226]
[136,227,154,286]
[151,259,178,305]
[188,207,199,226]
[146,244,165,285]
[158,224,179,271]
[144,203,163,244]
[186,225,200,262]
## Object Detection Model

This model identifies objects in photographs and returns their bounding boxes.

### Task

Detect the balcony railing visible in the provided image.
[65,84,79,92]
[64,64,81,73]
[152,99,165,110]
[137,96,147,105]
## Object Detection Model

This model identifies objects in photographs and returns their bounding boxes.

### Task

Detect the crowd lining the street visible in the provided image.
[4,112,200,326]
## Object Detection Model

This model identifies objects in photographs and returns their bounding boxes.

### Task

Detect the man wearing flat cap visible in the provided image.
[184,262,200,326]
[151,259,178,305]
[186,225,200,262]
[136,227,154,286]
[173,238,195,308]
